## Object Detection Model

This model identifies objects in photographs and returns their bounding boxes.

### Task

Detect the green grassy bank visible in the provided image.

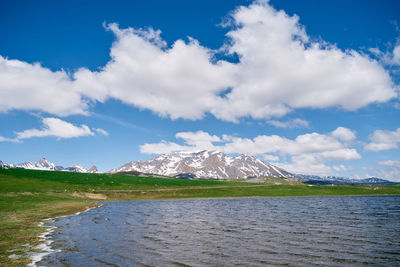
[1,168,400,265]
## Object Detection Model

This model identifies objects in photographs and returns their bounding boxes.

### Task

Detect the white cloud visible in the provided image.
[319,149,360,161]
[140,127,360,176]
[16,118,95,140]
[267,118,309,128]
[0,56,87,116]
[140,131,221,154]
[277,154,331,176]
[175,131,222,148]
[140,141,188,155]
[370,43,400,66]
[331,127,356,142]
[365,128,400,151]
[379,160,400,166]
[366,160,400,181]
[74,23,237,120]
[333,164,352,172]
[0,1,397,121]
[212,1,396,121]
[93,128,109,136]
[0,136,19,143]
[263,154,279,161]
[393,44,400,65]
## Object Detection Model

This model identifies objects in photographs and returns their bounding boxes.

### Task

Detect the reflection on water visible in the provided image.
[40,196,400,266]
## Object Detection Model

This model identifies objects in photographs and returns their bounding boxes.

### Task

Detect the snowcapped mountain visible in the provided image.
[66,164,88,173]
[2,155,395,184]
[359,177,392,184]
[87,165,99,173]
[0,160,14,169]
[16,158,58,170]
[108,150,293,179]
[296,174,398,185]
[11,158,98,173]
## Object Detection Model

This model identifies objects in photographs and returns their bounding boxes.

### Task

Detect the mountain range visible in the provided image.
[295,174,398,185]
[0,158,98,173]
[1,151,397,185]
[108,150,293,179]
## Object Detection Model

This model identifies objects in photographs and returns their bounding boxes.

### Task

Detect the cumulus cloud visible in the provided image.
[16,118,95,139]
[0,1,397,121]
[277,154,332,176]
[267,118,309,128]
[0,56,87,116]
[370,43,400,66]
[263,154,279,161]
[140,141,188,155]
[140,131,222,154]
[0,136,19,143]
[212,1,396,121]
[366,160,400,181]
[379,160,400,166]
[140,127,360,175]
[74,23,237,120]
[333,164,353,172]
[365,128,400,151]
[93,128,109,136]
[393,44,400,65]
[0,118,107,141]
[331,127,356,142]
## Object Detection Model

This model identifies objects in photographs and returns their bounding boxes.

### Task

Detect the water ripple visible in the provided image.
[39,196,400,266]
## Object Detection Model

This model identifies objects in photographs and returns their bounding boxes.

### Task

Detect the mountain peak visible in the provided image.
[16,158,56,170]
[13,158,95,174]
[70,164,86,170]
[0,160,14,169]
[108,150,292,179]
[67,164,87,173]
[38,158,50,163]
[88,165,98,173]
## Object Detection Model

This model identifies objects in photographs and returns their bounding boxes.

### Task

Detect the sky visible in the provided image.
[1,0,400,180]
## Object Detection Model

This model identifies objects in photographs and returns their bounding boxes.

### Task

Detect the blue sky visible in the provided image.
[1,0,400,180]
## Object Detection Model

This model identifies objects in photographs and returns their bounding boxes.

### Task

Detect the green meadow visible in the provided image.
[1,167,400,265]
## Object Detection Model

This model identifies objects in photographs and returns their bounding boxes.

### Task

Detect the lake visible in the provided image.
[38,196,400,266]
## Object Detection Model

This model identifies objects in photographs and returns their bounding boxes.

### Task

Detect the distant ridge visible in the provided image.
[107,151,398,184]
[1,158,99,173]
[296,174,399,185]
[0,160,13,169]
[1,154,397,185]
[88,165,99,173]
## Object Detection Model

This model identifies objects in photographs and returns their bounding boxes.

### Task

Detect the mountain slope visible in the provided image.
[296,174,398,185]
[0,160,14,169]
[87,165,99,173]
[16,158,57,170]
[13,158,98,173]
[108,150,293,179]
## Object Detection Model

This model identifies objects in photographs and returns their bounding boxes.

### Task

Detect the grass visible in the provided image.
[1,167,400,265]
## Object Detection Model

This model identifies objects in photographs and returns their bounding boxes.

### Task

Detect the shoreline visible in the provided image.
[104,192,400,202]
[27,204,102,267]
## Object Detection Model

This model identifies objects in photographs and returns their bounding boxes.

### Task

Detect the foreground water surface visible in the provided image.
[39,196,400,266]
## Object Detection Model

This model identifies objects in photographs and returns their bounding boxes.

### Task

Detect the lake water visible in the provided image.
[38,196,400,266]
